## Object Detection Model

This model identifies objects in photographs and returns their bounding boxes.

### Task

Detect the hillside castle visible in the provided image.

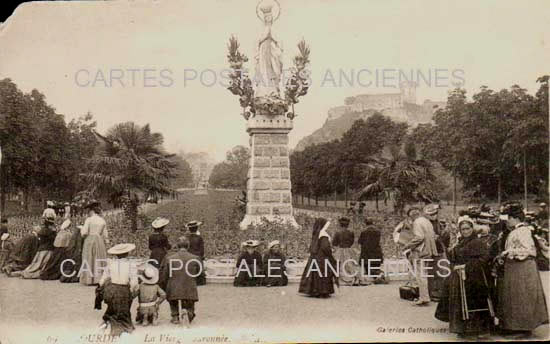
[327,81,446,122]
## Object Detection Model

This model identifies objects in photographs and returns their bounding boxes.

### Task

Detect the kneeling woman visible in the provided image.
[435,216,493,339]
[234,240,263,287]
[299,218,337,298]
[98,243,138,336]
[262,240,288,287]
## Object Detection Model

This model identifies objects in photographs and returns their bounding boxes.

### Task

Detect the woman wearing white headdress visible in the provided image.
[299,218,338,298]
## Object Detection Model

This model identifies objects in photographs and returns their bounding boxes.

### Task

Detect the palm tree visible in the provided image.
[82,122,176,231]
[357,141,437,215]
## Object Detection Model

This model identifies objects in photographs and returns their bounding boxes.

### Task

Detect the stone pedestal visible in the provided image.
[240,114,300,230]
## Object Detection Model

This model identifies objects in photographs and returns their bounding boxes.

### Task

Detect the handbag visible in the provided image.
[399,281,419,301]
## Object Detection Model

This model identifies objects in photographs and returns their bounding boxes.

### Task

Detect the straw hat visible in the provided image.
[152,217,170,229]
[1,233,9,241]
[107,243,135,255]
[142,266,159,285]
[186,221,203,230]
[268,240,280,249]
[244,239,260,248]
[424,204,439,215]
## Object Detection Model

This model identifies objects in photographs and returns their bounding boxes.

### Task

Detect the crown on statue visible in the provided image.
[260,3,273,14]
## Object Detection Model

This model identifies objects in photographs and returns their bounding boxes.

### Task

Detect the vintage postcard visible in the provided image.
[0,0,549,343]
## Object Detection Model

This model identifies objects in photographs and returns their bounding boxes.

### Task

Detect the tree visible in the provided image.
[358,138,438,215]
[82,122,176,231]
[208,145,250,189]
[170,155,194,189]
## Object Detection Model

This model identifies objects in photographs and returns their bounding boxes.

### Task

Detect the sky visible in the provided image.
[1,0,549,162]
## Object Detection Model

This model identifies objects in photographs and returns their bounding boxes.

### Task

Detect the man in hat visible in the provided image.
[159,236,200,325]
[402,204,439,306]
[186,221,206,285]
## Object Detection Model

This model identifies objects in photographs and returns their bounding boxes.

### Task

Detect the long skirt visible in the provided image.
[298,256,335,297]
[60,232,83,283]
[102,282,135,336]
[20,250,53,279]
[334,247,360,285]
[428,253,449,300]
[40,247,67,280]
[80,235,107,285]
[498,258,549,331]
[435,270,492,335]
[0,247,10,270]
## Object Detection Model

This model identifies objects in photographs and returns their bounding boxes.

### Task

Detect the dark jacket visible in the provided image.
[148,232,171,267]
[188,233,204,259]
[37,224,56,251]
[159,249,200,301]
[358,228,383,261]
[333,229,355,248]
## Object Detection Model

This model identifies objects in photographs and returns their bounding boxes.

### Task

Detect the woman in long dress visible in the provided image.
[496,203,548,337]
[18,216,57,279]
[97,243,138,336]
[2,229,39,275]
[0,233,14,270]
[358,221,384,282]
[435,216,493,339]
[299,218,337,298]
[40,219,73,280]
[148,217,171,269]
[80,203,109,285]
[332,217,360,286]
[60,224,84,283]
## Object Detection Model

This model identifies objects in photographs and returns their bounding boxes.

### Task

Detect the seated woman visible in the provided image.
[14,215,57,279]
[262,240,288,287]
[2,227,39,275]
[97,243,139,336]
[299,218,338,298]
[40,219,73,280]
[435,216,493,339]
[60,224,84,283]
[233,240,263,287]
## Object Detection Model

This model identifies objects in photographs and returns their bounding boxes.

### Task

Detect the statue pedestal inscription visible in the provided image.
[240,114,299,229]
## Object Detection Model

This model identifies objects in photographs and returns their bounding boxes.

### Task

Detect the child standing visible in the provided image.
[136,266,166,326]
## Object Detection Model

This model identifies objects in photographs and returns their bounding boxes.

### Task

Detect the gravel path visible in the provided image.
[1,272,548,343]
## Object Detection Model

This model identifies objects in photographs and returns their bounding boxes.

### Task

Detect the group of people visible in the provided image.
[393,201,549,339]
[0,201,106,284]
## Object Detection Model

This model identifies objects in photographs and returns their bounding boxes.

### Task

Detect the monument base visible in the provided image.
[239,214,300,230]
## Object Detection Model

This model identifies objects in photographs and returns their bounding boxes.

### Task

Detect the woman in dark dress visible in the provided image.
[186,220,206,285]
[40,219,73,280]
[358,220,384,282]
[2,229,39,275]
[234,240,263,287]
[60,224,84,283]
[435,216,493,339]
[262,240,288,287]
[18,216,57,279]
[332,217,360,286]
[149,217,172,269]
[299,218,337,298]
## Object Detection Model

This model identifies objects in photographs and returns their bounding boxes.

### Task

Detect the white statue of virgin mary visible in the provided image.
[254,2,283,99]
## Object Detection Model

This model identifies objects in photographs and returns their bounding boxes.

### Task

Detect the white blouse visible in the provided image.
[81,214,108,240]
[504,224,537,260]
[99,258,138,291]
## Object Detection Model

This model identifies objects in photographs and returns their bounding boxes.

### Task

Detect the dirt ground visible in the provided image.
[1,273,548,343]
